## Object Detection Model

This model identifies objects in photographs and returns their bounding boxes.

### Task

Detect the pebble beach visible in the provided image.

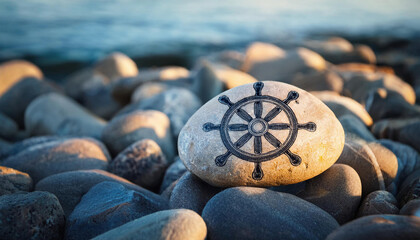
[1,1,420,240]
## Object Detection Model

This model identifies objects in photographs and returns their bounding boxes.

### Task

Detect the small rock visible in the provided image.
[202,187,339,240]
[102,110,175,159]
[373,118,420,153]
[36,169,163,216]
[0,60,43,96]
[269,181,306,195]
[241,42,326,82]
[326,215,420,240]
[400,199,420,217]
[92,209,207,240]
[367,142,398,187]
[397,170,420,207]
[339,115,376,142]
[112,66,189,104]
[65,181,168,240]
[24,93,106,139]
[109,139,168,190]
[131,82,173,103]
[0,112,19,141]
[291,70,344,93]
[0,166,33,196]
[357,190,399,217]
[179,81,344,187]
[193,61,224,103]
[337,140,385,197]
[208,50,245,69]
[298,164,362,224]
[161,177,181,200]
[0,191,65,240]
[94,52,138,82]
[2,137,109,183]
[170,172,222,214]
[160,157,187,193]
[312,91,373,126]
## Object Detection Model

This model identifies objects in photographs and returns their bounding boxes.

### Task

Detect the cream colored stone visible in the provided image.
[0,60,43,96]
[178,81,344,187]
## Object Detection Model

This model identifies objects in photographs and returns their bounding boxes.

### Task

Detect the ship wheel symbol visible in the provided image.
[203,82,316,180]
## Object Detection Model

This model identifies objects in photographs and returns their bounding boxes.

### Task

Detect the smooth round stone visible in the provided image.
[109,139,168,190]
[337,140,385,197]
[0,166,33,196]
[94,52,138,82]
[339,115,376,142]
[357,190,399,217]
[241,42,326,82]
[202,187,339,240]
[400,199,420,217]
[0,191,65,240]
[207,50,245,70]
[102,110,174,159]
[92,209,207,240]
[291,70,344,93]
[366,142,398,187]
[0,77,56,127]
[112,66,189,104]
[326,215,420,240]
[0,60,43,96]
[397,170,420,207]
[179,81,344,187]
[131,82,173,103]
[312,91,373,126]
[25,93,106,139]
[193,61,224,103]
[65,181,168,240]
[2,137,110,183]
[160,157,187,193]
[36,169,163,217]
[298,164,362,224]
[0,112,19,141]
[118,88,202,137]
[169,172,222,214]
[373,118,420,153]
[212,63,258,89]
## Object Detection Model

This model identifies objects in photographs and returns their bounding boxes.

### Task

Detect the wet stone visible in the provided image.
[178,81,344,187]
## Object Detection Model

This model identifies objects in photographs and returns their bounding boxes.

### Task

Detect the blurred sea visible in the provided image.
[0,0,420,74]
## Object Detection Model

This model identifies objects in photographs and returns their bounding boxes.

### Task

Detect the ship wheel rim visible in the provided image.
[219,95,298,163]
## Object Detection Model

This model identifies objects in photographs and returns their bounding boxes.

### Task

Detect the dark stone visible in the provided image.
[0,166,33,196]
[357,190,399,217]
[65,181,168,240]
[397,170,420,207]
[400,199,420,217]
[339,115,376,142]
[202,187,339,240]
[0,191,65,240]
[326,215,420,240]
[160,158,187,193]
[169,172,222,214]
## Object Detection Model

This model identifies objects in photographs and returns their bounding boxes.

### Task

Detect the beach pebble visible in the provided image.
[400,199,420,217]
[298,164,362,224]
[366,142,398,187]
[312,91,373,126]
[25,93,106,139]
[65,181,168,240]
[109,139,168,190]
[193,61,224,103]
[92,209,207,240]
[397,170,420,207]
[0,60,43,96]
[372,118,420,153]
[2,137,109,183]
[94,52,138,81]
[202,187,339,240]
[112,66,189,104]
[179,81,344,187]
[170,172,222,214]
[118,88,202,137]
[357,190,399,217]
[0,112,19,141]
[102,110,175,159]
[326,215,420,240]
[208,50,245,69]
[291,70,343,93]
[36,169,163,216]
[131,82,173,103]
[0,77,56,127]
[0,191,65,240]
[337,140,385,197]
[242,42,326,82]
[0,166,33,196]
[160,158,187,193]
[339,115,376,142]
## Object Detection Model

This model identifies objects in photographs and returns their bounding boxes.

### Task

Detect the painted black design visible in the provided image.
[203,82,316,180]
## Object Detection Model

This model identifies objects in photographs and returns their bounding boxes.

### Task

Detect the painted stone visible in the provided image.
[178,81,344,187]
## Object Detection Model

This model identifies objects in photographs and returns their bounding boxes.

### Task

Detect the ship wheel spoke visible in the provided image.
[264,132,281,148]
[235,133,253,148]
[236,108,253,122]
[264,107,282,122]
[254,101,263,118]
[298,122,317,132]
[228,124,248,131]
[252,162,264,180]
[285,150,302,166]
[215,151,232,167]
[268,123,290,130]
[254,136,262,154]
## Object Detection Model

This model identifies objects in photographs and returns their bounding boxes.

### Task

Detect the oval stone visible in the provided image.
[178,81,344,187]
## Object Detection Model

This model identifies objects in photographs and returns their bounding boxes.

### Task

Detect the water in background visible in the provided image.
[1,0,420,68]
